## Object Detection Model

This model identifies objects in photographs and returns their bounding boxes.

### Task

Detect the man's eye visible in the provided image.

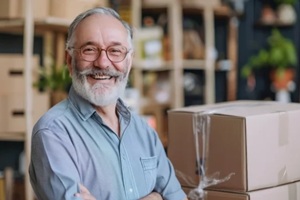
[82,47,97,54]
[109,48,122,53]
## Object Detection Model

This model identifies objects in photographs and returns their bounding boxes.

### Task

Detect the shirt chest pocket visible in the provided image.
[140,156,158,193]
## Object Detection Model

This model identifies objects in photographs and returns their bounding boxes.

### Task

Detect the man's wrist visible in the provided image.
[139,192,163,200]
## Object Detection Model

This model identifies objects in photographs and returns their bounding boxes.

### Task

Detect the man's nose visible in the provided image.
[93,49,111,68]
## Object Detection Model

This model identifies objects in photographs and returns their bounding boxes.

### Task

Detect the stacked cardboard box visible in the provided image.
[50,0,108,20]
[0,54,50,133]
[182,182,300,200]
[0,0,49,20]
[0,0,108,20]
[168,101,300,199]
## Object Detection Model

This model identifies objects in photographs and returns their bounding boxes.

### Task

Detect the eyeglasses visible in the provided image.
[70,44,130,63]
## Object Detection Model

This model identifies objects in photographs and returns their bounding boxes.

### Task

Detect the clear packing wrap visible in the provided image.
[186,111,234,200]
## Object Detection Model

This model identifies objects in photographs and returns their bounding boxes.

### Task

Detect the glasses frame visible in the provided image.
[69,44,131,63]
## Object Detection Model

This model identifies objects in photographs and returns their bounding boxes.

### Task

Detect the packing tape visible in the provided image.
[288,182,297,200]
[188,111,234,200]
[278,112,289,146]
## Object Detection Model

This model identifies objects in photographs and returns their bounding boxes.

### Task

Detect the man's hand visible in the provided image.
[74,184,96,200]
[139,192,163,200]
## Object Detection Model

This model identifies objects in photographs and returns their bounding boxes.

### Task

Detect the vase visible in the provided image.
[277,4,297,24]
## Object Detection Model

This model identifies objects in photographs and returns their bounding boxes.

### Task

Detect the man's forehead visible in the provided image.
[72,16,129,47]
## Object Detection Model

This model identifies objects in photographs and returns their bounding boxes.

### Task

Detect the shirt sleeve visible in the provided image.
[150,127,187,200]
[29,128,81,200]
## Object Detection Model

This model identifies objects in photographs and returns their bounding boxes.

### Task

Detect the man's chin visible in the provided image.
[88,92,119,107]
[72,76,127,106]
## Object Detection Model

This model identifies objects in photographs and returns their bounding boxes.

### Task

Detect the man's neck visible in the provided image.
[95,103,120,136]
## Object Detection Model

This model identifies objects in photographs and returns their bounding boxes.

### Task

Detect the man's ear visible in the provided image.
[65,50,73,75]
[126,51,134,73]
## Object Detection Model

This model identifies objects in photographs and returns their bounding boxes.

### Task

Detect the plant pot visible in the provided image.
[270,68,295,91]
[260,4,277,24]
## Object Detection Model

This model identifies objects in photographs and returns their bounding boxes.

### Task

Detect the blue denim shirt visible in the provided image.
[29,86,186,200]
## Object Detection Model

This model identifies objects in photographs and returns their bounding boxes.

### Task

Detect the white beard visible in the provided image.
[71,62,129,107]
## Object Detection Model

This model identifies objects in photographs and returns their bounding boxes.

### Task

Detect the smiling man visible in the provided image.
[29,7,187,200]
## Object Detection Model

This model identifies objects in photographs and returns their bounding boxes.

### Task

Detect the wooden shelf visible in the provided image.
[134,59,232,71]
[0,17,70,34]
[142,4,233,17]
[183,59,206,69]
[0,132,25,141]
[182,5,233,17]
[133,60,174,71]
[254,19,295,28]
[182,59,233,71]
[142,0,173,8]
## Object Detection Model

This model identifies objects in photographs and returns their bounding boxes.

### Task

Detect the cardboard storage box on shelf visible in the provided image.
[0,0,49,19]
[50,0,108,20]
[182,180,300,200]
[0,54,39,95]
[0,91,50,133]
[168,101,300,192]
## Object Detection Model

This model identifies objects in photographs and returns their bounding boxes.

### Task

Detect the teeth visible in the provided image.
[92,74,111,80]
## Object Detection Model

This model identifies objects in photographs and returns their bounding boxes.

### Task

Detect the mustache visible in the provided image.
[79,68,124,77]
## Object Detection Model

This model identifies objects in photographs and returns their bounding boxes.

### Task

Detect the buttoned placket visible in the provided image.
[94,109,139,199]
[118,114,139,199]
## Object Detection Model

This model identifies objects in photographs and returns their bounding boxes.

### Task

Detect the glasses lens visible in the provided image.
[107,45,127,62]
[80,45,99,61]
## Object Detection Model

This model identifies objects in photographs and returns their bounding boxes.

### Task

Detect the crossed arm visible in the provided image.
[75,184,164,200]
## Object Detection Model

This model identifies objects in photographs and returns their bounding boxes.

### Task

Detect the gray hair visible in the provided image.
[66,7,133,49]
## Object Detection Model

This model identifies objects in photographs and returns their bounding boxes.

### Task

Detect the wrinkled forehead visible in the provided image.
[71,14,130,47]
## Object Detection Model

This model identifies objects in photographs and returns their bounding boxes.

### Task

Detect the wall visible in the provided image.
[237,0,300,101]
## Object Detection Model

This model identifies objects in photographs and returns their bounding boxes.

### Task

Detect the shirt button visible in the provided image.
[129,188,133,193]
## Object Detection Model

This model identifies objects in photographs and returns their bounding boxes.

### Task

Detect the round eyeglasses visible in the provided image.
[69,44,130,63]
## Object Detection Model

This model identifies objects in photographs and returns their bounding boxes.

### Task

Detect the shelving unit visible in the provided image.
[130,0,238,146]
[0,12,70,200]
[0,1,238,198]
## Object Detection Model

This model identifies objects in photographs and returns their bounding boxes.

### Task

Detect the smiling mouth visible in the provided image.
[89,73,116,80]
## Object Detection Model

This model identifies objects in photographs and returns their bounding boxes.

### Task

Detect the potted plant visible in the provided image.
[34,64,72,105]
[241,29,297,100]
[274,0,297,5]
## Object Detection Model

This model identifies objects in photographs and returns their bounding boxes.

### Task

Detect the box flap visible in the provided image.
[168,100,300,118]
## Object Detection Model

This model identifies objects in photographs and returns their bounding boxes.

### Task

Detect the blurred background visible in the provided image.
[0,0,299,199]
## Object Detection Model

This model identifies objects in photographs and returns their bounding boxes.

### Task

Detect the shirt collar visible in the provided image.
[68,85,131,122]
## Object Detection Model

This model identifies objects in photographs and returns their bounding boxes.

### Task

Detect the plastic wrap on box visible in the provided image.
[187,111,234,200]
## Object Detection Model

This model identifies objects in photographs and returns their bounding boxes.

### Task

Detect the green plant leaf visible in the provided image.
[33,65,72,92]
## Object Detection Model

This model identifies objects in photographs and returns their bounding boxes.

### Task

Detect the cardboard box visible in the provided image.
[183,180,300,200]
[168,101,300,192]
[0,91,50,133]
[0,0,49,19]
[50,0,108,20]
[0,54,39,95]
